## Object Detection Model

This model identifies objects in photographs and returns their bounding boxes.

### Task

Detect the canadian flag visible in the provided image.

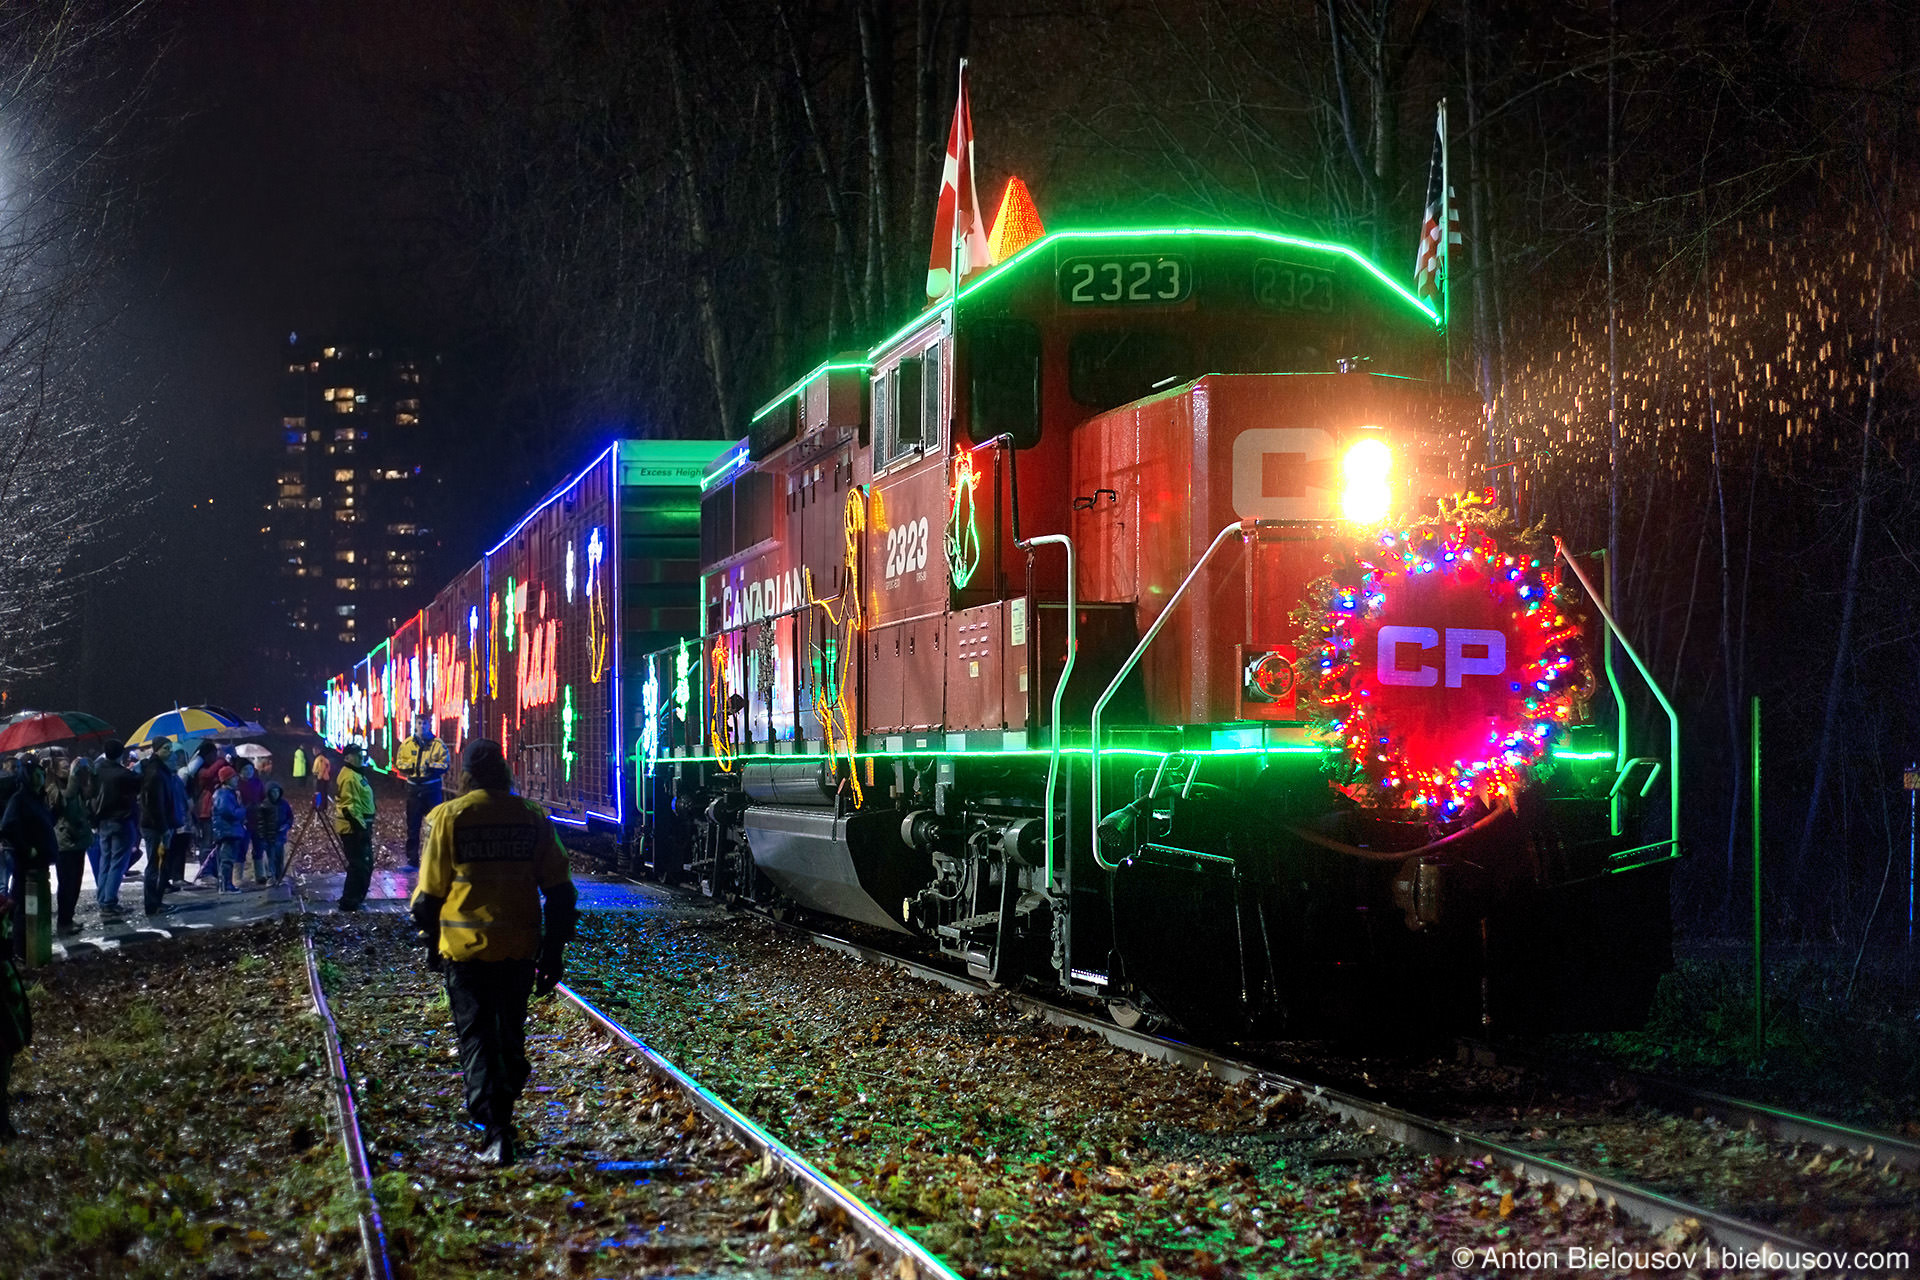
[926,60,990,302]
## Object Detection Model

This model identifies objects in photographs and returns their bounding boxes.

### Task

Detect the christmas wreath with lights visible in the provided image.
[1293,495,1592,820]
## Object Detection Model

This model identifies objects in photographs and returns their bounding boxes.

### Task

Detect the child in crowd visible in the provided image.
[210,767,247,893]
[251,783,293,885]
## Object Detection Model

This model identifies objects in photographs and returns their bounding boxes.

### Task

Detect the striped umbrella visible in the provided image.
[0,711,114,753]
[122,705,266,746]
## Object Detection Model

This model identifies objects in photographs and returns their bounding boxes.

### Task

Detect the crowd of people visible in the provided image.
[0,725,574,1165]
[0,737,305,953]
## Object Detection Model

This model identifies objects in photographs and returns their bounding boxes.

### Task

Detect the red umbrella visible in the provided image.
[0,711,114,753]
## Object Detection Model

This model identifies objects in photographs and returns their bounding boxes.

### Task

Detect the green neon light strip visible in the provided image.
[746,227,1438,465]
[640,743,1612,766]
[749,360,874,425]
[868,226,1441,364]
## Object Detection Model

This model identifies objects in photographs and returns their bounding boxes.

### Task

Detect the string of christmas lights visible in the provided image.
[1296,494,1591,818]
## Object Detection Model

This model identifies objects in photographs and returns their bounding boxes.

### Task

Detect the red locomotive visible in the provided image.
[637,223,1676,1035]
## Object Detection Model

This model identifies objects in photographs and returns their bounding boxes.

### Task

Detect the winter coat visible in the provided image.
[237,774,265,810]
[51,767,93,854]
[0,786,58,874]
[211,786,248,841]
[138,759,187,831]
[92,759,140,825]
[249,799,292,845]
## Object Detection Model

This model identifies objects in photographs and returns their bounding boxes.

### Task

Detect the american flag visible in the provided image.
[1412,110,1457,303]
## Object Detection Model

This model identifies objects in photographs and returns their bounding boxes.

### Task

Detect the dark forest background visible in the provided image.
[10,0,1920,950]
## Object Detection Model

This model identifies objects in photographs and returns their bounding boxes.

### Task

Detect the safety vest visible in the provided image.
[411,788,570,962]
[292,749,307,778]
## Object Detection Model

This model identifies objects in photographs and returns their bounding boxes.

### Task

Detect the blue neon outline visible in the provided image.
[485,443,620,558]
[607,440,624,827]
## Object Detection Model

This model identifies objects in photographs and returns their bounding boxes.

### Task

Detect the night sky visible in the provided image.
[51,1,463,731]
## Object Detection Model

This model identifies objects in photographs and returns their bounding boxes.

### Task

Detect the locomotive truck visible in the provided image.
[317,224,1678,1037]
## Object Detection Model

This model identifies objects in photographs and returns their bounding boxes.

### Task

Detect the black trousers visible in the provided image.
[140,828,170,915]
[338,825,373,909]
[403,784,440,865]
[446,959,535,1128]
[54,847,84,927]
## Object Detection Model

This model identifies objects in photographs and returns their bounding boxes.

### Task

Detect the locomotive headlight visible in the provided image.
[1340,436,1393,524]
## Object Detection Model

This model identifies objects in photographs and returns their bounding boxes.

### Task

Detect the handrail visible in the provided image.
[1017,534,1076,892]
[1555,538,1681,862]
[1089,520,1250,870]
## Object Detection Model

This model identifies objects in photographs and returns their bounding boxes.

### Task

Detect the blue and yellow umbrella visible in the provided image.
[123,705,265,746]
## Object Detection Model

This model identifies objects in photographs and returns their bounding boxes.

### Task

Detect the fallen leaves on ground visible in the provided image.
[313,914,879,1277]
[0,922,361,1278]
[570,902,1755,1279]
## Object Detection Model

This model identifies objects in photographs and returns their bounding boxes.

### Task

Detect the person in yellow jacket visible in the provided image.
[393,714,449,871]
[332,743,376,912]
[408,738,575,1166]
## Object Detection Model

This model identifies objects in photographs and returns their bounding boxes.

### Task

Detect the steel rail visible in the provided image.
[556,982,963,1280]
[1460,1036,1920,1174]
[1621,1074,1920,1173]
[793,927,1823,1264]
[299,923,396,1280]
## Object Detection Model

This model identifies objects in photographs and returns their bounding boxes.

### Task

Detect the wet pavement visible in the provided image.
[35,854,660,963]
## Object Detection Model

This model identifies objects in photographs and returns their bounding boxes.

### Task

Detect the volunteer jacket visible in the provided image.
[409,787,575,963]
[394,734,449,789]
[333,765,374,835]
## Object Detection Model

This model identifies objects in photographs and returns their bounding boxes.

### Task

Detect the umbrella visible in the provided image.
[234,743,272,760]
[123,705,267,746]
[0,711,114,754]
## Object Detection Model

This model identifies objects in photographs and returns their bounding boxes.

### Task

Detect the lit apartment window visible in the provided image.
[333,469,354,482]
[387,523,417,536]
[307,497,323,510]
[333,509,361,523]
[277,483,304,499]
[322,387,338,401]
[287,363,304,373]
[335,549,356,563]
[334,400,354,414]
[335,604,356,616]
[335,577,359,591]
[354,393,367,404]
[278,539,305,550]
[323,347,337,358]
[397,398,420,411]
[283,416,306,429]
[334,427,356,441]
[394,413,417,426]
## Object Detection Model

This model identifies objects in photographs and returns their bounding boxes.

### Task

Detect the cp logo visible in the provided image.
[1376,626,1507,688]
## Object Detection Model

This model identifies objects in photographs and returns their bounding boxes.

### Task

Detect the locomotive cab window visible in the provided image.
[1069,330,1196,411]
[965,319,1041,449]
[873,347,943,471]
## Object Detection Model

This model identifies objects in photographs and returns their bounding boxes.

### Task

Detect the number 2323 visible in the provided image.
[1061,256,1191,304]
[883,517,931,580]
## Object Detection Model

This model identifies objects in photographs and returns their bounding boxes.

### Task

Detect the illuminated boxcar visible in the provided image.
[313,439,725,827]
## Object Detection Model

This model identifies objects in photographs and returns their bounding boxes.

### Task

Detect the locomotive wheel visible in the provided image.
[1106,998,1146,1030]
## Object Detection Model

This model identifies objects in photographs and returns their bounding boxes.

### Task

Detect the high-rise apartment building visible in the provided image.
[263,334,442,709]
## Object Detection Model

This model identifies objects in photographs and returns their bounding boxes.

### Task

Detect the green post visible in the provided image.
[1751,695,1763,1057]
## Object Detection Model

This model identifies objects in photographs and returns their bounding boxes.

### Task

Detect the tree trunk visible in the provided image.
[664,16,734,432]
[777,0,866,334]
[910,0,937,281]
[1795,167,1895,896]
[857,0,894,323]
[1604,0,1619,611]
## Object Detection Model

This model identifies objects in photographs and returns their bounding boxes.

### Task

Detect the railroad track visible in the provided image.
[298,920,397,1280]
[297,909,955,1279]
[559,982,961,1280]
[788,921,1912,1266]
